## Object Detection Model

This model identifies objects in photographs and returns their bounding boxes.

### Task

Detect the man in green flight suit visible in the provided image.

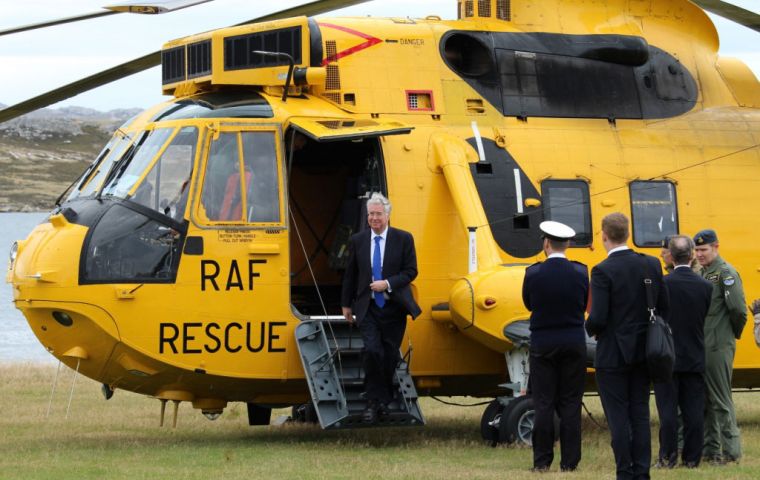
[694,229,747,464]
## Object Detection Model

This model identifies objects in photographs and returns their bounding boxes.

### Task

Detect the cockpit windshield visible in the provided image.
[130,127,198,221]
[65,131,134,202]
[102,127,175,198]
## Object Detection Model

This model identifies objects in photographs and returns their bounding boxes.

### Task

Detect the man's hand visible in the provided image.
[369,280,388,292]
[751,299,760,316]
[342,307,354,324]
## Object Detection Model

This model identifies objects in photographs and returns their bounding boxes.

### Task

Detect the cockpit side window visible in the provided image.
[102,127,174,198]
[198,129,281,225]
[131,126,198,221]
[242,131,280,223]
[200,132,243,221]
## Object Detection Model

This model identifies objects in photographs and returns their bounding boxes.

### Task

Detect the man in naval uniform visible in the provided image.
[522,221,589,472]
[694,229,747,464]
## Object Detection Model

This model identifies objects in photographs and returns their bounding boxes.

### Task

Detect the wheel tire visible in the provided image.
[480,400,504,443]
[499,396,535,446]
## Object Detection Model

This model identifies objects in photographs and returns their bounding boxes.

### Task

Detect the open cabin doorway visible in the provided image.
[286,129,386,318]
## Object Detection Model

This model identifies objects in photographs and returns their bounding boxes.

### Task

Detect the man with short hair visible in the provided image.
[653,235,713,468]
[522,221,589,472]
[586,213,669,480]
[694,229,746,464]
[341,193,421,424]
[660,235,674,273]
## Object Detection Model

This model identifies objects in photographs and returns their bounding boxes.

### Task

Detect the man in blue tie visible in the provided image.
[341,192,421,424]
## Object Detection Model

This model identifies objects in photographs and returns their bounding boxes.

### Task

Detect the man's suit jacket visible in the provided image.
[522,257,589,348]
[586,249,669,369]
[664,267,713,372]
[341,226,422,322]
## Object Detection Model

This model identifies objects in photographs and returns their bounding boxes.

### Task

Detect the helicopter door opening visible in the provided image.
[285,118,413,317]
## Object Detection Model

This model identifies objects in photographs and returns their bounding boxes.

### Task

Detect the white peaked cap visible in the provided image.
[539,220,576,240]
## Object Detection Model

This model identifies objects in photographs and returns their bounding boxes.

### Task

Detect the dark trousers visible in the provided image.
[596,363,651,480]
[358,302,406,404]
[530,343,586,469]
[654,371,705,465]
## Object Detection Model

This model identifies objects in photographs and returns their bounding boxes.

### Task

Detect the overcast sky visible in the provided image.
[1,0,757,111]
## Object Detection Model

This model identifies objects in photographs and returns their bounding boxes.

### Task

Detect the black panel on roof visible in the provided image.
[441,31,698,120]
[224,26,302,70]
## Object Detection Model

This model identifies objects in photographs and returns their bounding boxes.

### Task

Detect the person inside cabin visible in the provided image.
[201,133,250,221]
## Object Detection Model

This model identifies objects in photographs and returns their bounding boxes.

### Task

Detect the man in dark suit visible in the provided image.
[653,235,712,468]
[341,192,421,423]
[522,221,589,472]
[586,213,669,480]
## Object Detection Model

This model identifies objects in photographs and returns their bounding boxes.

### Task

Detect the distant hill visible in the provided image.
[0,105,142,212]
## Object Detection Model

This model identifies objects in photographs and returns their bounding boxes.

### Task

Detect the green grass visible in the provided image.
[2,363,760,479]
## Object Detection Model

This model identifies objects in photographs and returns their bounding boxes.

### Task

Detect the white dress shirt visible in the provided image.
[607,245,630,256]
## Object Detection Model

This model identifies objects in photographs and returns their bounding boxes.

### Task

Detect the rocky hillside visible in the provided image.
[0,104,141,211]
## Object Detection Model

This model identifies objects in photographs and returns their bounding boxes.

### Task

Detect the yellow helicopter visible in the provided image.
[4,0,760,443]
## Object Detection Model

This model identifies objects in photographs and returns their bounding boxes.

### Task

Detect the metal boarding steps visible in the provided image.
[295,317,425,429]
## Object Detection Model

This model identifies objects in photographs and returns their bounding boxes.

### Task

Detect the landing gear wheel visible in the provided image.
[499,396,535,446]
[480,400,504,444]
[290,403,318,424]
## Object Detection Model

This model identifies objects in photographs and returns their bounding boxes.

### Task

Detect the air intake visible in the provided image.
[162,46,185,85]
[224,26,302,71]
[458,0,510,20]
[188,40,211,79]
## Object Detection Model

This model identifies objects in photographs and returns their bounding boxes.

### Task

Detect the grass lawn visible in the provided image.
[2,363,760,479]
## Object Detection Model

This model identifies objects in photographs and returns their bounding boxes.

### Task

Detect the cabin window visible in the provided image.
[131,126,198,222]
[629,181,678,247]
[199,130,280,224]
[541,180,592,246]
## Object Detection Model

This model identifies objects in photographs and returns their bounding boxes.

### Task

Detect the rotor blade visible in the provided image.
[0,52,159,124]
[692,0,760,33]
[105,0,214,14]
[0,2,213,37]
[0,0,371,124]
[0,11,118,37]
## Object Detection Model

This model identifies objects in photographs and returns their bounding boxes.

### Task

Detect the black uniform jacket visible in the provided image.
[585,249,669,369]
[341,226,422,322]
[664,267,713,372]
[522,257,589,348]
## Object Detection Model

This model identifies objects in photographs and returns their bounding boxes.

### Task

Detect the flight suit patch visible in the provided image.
[723,276,735,286]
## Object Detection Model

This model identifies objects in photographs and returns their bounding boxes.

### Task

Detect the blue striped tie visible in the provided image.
[373,236,385,308]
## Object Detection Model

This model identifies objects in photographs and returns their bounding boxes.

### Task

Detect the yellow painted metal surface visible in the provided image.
[8,0,760,410]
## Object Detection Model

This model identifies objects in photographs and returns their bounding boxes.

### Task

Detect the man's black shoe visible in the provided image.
[560,465,576,472]
[723,454,740,465]
[706,455,725,466]
[654,458,676,469]
[531,466,550,473]
[682,461,699,469]
[362,402,378,424]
